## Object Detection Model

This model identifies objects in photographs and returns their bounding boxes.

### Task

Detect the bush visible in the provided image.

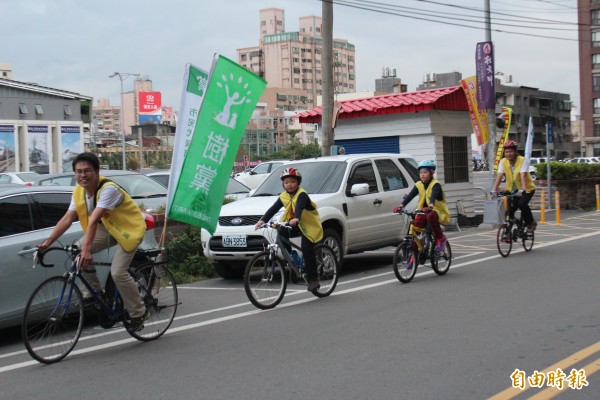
[164,225,217,283]
[535,162,600,180]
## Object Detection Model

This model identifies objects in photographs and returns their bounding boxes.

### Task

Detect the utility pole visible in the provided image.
[484,0,496,189]
[321,0,334,156]
[109,72,140,170]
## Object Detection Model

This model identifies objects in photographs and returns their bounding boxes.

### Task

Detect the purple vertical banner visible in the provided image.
[476,41,495,109]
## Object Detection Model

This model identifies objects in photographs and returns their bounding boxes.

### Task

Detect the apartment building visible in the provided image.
[237,8,356,110]
[578,0,600,157]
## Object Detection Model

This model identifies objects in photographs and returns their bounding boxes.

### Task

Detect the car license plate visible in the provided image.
[222,235,247,247]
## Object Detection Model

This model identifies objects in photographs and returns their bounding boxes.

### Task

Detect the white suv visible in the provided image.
[233,160,292,190]
[201,154,419,279]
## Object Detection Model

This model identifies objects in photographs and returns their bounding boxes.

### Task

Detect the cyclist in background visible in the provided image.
[491,140,537,233]
[395,160,450,255]
[255,167,323,292]
[37,152,149,331]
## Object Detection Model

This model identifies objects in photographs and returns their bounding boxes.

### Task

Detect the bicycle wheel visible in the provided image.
[311,244,339,298]
[432,241,452,275]
[244,251,286,309]
[22,276,84,364]
[127,262,178,341]
[393,242,418,283]
[522,229,534,252]
[496,223,512,257]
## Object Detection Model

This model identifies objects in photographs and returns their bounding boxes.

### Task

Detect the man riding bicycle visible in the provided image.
[491,140,537,233]
[37,152,149,331]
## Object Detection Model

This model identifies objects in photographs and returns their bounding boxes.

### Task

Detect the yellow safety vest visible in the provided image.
[416,179,450,225]
[279,188,323,243]
[502,156,536,193]
[74,177,146,253]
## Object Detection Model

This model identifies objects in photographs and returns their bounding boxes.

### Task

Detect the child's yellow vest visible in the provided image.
[279,188,323,243]
[416,179,450,225]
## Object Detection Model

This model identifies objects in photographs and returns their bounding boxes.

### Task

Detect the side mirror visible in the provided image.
[349,183,369,196]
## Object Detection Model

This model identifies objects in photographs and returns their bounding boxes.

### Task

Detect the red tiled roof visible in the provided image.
[296,86,468,123]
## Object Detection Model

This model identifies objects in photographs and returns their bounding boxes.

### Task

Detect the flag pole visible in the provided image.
[484,0,496,190]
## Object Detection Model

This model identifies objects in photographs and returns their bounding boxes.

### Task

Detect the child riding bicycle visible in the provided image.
[394,160,450,262]
[255,167,323,292]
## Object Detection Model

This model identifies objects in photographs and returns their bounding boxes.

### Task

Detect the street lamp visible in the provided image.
[109,72,140,170]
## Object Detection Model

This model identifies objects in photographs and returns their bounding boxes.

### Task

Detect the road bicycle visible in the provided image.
[22,245,179,364]
[392,209,452,283]
[244,223,338,309]
[495,191,535,257]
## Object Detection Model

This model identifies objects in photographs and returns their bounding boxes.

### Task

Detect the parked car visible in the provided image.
[567,157,600,164]
[33,170,168,211]
[0,185,160,329]
[201,153,420,279]
[145,170,170,188]
[145,170,251,201]
[233,160,292,189]
[529,157,547,165]
[0,171,40,185]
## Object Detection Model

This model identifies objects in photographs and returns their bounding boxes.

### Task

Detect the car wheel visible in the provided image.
[322,228,343,268]
[213,261,245,280]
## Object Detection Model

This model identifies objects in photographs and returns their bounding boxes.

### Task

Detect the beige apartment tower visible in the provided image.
[238,8,356,110]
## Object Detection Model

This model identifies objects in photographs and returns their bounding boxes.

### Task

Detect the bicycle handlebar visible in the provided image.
[393,208,431,217]
[36,245,80,268]
[256,222,293,230]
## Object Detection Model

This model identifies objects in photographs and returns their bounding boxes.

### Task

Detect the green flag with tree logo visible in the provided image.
[168,54,266,233]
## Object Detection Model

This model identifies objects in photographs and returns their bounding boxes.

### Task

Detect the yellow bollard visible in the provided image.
[555,191,561,225]
[596,184,600,212]
[540,189,546,224]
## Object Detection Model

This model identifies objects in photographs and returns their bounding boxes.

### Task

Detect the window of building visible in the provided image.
[64,105,72,116]
[593,9,600,25]
[594,75,600,92]
[593,54,600,69]
[594,119,600,136]
[593,31,600,47]
[19,103,28,114]
[594,98,600,114]
[442,136,469,183]
[35,104,44,115]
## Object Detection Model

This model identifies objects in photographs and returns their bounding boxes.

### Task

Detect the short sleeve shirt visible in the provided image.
[68,185,123,213]
[498,158,529,174]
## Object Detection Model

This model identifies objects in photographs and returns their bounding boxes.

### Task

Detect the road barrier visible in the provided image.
[555,191,561,225]
[540,189,546,224]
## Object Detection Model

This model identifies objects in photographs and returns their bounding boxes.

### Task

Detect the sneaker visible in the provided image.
[307,278,320,292]
[405,256,414,270]
[128,309,149,332]
[527,221,537,233]
[435,237,447,253]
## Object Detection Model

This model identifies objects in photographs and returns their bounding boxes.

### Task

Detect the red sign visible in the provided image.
[138,92,162,113]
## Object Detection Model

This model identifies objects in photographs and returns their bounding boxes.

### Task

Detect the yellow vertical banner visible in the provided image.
[493,107,512,172]
[460,76,489,145]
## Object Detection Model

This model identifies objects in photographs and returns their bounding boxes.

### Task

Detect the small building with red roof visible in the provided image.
[296,86,477,218]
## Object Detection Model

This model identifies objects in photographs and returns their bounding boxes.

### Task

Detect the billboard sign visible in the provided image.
[28,125,49,173]
[139,91,162,124]
[0,124,16,173]
[60,126,81,172]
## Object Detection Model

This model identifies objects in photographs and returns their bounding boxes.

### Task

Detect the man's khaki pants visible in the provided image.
[79,225,145,319]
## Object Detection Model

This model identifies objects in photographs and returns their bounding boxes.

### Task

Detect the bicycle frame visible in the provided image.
[263,224,305,277]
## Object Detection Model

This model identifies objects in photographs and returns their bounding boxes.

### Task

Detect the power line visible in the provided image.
[320,0,579,42]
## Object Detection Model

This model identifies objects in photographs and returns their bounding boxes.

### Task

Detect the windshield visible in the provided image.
[227,178,250,194]
[17,172,40,181]
[252,161,346,196]
[106,174,168,198]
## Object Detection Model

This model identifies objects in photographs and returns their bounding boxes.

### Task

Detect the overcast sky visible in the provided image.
[1,0,579,112]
